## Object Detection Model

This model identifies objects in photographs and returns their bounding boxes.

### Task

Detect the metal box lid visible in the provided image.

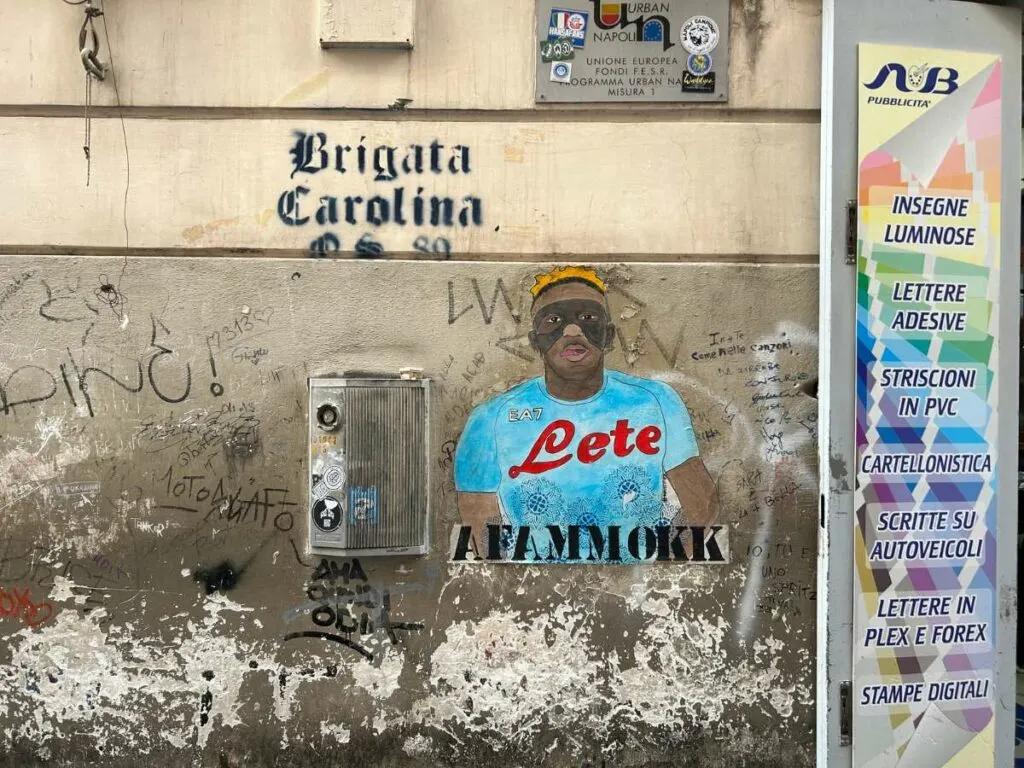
[308,377,430,556]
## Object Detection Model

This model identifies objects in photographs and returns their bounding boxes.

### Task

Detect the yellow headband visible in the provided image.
[529,266,607,298]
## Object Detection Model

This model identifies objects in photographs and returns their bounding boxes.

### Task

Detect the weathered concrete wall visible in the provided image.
[0,259,818,766]
[1,0,822,765]
[1,0,821,110]
[0,119,818,257]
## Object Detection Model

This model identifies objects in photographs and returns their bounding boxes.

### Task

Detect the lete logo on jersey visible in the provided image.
[863,62,959,95]
[509,418,662,478]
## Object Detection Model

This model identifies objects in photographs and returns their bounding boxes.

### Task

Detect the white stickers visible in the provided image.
[322,465,345,490]
[680,15,719,55]
[550,61,573,83]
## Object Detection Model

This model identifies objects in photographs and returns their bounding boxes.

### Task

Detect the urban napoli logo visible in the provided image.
[864,62,960,95]
[589,0,673,52]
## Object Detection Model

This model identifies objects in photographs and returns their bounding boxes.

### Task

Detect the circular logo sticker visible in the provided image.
[322,465,345,490]
[680,15,719,55]
[686,53,713,76]
[553,62,571,79]
[312,496,343,532]
[567,12,586,31]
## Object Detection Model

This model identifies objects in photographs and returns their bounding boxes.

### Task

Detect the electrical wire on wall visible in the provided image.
[76,0,105,185]
[64,0,132,297]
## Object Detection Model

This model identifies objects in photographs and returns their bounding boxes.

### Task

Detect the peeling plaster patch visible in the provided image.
[319,720,351,744]
[48,575,79,604]
[623,568,717,612]
[161,730,189,749]
[350,646,407,734]
[0,589,289,758]
[350,646,405,700]
[403,733,433,758]
[421,596,808,751]
[199,592,255,624]
[420,604,611,752]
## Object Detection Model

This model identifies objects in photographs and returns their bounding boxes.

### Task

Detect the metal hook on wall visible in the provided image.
[79,1,106,80]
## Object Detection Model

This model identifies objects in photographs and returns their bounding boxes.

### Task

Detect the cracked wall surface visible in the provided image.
[0,259,819,767]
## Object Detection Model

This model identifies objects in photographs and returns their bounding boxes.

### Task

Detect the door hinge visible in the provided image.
[839,680,852,746]
[845,200,857,265]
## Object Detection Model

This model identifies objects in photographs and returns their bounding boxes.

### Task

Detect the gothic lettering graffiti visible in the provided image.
[277,133,483,257]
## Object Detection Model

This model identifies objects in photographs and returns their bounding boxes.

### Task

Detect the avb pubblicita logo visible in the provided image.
[864,62,960,95]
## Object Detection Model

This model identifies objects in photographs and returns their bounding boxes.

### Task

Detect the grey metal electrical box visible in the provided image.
[308,376,430,556]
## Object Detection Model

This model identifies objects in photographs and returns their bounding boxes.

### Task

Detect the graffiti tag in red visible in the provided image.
[0,585,54,628]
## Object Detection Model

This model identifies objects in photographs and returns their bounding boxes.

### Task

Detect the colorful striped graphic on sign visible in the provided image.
[854,43,1002,768]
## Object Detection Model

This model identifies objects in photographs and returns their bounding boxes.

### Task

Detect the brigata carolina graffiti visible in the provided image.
[451,266,722,564]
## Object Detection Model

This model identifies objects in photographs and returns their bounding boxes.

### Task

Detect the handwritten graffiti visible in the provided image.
[0,540,116,618]
[0,314,192,418]
[616,319,686,368]
[0,585,53,628]
[0,271,34,329]
[135,402,260,469]
[205,307,274,353]
[283,558,423,661]
[155,467,296,533]
[91,554,129,580]
[447,278,522,326]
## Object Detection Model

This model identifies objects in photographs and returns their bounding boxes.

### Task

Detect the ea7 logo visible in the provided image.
[864,63,959,95]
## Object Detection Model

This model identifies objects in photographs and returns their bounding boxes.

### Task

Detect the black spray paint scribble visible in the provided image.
[194,562,239,595]
[193,538,273,595]
[94,274,127,321]
[282,558,424,662]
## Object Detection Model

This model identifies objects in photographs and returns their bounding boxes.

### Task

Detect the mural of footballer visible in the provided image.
[453,266,718,549]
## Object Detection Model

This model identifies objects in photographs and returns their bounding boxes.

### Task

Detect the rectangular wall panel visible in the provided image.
[0,118,818,257]
[0,0,820,110]
[853,43,1003,767]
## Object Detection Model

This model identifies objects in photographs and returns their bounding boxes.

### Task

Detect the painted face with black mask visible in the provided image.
[528,281,615,396]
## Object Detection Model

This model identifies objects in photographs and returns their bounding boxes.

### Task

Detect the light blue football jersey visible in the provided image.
[454,370,699,528]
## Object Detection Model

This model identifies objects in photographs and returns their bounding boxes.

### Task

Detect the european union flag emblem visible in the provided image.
[642,19,664,42]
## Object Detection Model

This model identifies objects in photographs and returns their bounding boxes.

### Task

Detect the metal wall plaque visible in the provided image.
[534,0,730,103]
[308,377,430,556]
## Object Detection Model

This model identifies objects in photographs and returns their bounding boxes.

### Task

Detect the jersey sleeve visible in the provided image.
[453,402,501,493]
[654,382,700,470]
